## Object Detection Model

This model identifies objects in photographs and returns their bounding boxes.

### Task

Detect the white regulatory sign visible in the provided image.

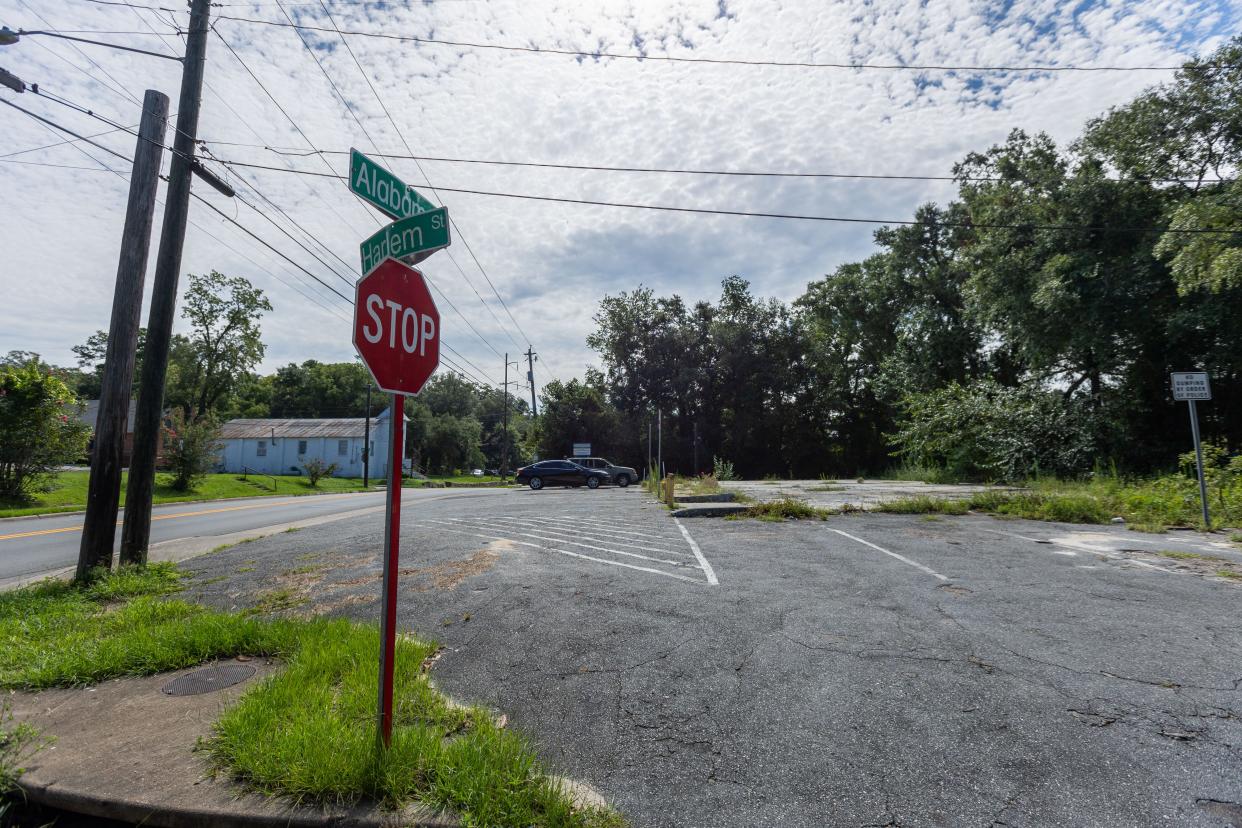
[1171,372,1211,401]
[572,443,591,457]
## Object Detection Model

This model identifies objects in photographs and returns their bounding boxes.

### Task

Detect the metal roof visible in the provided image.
[219,418,369,439]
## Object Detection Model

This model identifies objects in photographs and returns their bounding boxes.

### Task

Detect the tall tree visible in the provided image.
[175,270,272,419]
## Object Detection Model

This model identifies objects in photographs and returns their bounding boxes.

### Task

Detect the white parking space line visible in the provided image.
[979,527,1077,556]
[521,517,687,549]
[489,518,689,558]
[674,518,719,586]
[415,522,703,584]
[443,519,690,567]
[829,528,949,582]
[979,528,1175,572]
[555,515,662,536]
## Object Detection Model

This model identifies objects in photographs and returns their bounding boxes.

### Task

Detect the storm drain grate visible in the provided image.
[161,663,256,696]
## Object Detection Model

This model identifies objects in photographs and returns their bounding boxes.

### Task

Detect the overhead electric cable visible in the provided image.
[211,13,1204,73]
[133,7,365,282]
[210,23,377,237]
[197,157,1242,236]
[18,0,142,104]
[311,0,531,350]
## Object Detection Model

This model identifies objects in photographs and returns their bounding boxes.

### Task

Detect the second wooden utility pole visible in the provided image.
[75,89,169,581]
[121,0,212,565]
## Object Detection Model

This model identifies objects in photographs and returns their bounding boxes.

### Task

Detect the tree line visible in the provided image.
[538,39,1242,480]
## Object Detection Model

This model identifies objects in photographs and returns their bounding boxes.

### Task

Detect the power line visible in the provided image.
[1,120,140,157]
[13,85,510,381]
[4,101,500,387]
[0,97,132,163]
[257,148,1234,187]
[310,0,532,350]
[18,0,142,104]
[211,13,1206,73]
[210,22,377,238]
[198,156,1242,236]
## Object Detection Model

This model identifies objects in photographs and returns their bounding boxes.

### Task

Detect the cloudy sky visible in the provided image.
[0,0,1235,397]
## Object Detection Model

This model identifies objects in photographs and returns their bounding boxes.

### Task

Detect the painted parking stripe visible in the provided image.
[557,514,656,533]
[487,518,690,559]
[829,528,949,582]
[438,519,689,567]
[978,527,1077,556]
[415,522,703,584]
[674,518,719,586]
[530,517,688,546]
[979,528,1174,572]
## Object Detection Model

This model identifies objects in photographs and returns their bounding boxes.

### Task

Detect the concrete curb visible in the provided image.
[12,664,458,828]
[670,504,749,518]
[674,493,737,503]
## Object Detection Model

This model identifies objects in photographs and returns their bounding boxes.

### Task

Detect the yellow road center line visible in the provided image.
[0,493,375,542]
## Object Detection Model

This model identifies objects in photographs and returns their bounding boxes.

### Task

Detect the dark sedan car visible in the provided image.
[515,460,610,490]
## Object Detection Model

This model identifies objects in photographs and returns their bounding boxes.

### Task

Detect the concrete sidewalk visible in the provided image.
[10,660,457,827]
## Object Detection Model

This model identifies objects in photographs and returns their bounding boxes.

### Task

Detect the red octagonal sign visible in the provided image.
[353,257,440,396]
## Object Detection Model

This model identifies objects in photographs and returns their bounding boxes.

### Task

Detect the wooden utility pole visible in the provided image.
[363,384,372,487]
[75,89,170,581]
[525,347,537,416]
[502,353,509,480]
[120,0,211,565]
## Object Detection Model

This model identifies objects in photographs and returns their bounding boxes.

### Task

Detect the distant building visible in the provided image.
[216,409,393,478]
[78,399,165,466]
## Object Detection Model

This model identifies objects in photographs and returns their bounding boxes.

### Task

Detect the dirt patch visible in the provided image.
[310,591,375,616]
[398,545,503,591]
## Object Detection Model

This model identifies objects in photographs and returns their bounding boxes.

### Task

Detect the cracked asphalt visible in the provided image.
[181,487,1242,828]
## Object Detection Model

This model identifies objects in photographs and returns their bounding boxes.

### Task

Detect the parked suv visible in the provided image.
[565,456,638,487]
[516,460,610,490]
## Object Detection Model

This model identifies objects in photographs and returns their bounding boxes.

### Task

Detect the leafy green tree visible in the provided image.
[536,377,625,462]
[0,360,91,500]
[71,328,147,401]
[173,271,272,419]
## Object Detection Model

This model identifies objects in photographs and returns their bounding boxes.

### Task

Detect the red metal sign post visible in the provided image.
[352,257,440,749]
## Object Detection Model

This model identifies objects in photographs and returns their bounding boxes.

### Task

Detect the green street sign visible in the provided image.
[349,148,437,220]
[360,207,451,274]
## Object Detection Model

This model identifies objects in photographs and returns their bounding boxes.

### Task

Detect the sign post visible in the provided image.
[348,148,449,749]
[1172,372,1212,530]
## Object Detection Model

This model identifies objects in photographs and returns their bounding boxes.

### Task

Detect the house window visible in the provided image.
[256,441,266,457]
[298,440,307,455]
[338,439,348,456]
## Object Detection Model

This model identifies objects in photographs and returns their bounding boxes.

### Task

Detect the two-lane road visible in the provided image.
[0,487,508,586]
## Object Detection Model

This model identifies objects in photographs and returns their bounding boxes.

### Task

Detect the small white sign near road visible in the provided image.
[1172,372,1211,401]
[572,443,591,457]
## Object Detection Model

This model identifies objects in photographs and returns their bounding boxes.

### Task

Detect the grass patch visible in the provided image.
[245,588,307,616]
[679,475,720,496]
[282,565,323,576]
[0,471,373,518]
[0,567,624,826]
[0,564,299,689]
[875,496,970,516]
[0,703,47,799]
[738,497,830,522]
[1215,569,1242,581]
[1155,550,1222,561]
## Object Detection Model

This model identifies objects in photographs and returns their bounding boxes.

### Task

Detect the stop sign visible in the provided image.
[353,257,440,396]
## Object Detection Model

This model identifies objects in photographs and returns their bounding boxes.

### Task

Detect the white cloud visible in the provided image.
[0,0,1232,392]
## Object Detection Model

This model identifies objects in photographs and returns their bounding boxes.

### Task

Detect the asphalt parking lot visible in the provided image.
[184,487,1242,828]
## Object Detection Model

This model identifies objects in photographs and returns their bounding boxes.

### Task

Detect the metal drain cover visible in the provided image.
[162,663,256,696]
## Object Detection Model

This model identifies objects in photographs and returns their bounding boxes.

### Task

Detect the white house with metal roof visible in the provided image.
[216,409,393,478]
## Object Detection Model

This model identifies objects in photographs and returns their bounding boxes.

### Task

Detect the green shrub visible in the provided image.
[712,456,737,481]
[302,457,339,487]
[0,360,90,500]
[741,497,829,521]
[890,379,1096,482]
[163,411,223,492]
